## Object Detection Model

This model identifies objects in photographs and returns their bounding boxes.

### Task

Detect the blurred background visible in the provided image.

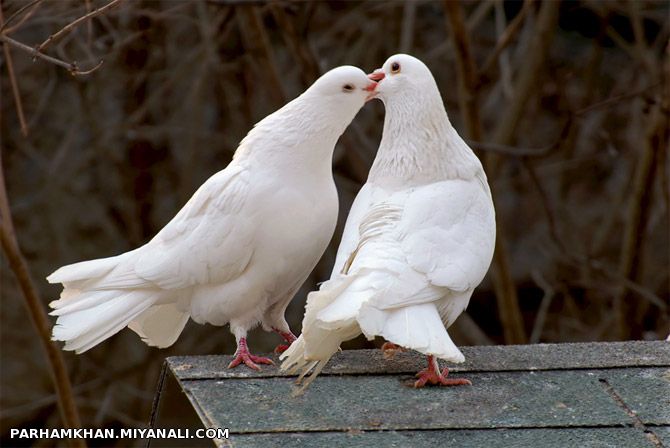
[1,0,668,445]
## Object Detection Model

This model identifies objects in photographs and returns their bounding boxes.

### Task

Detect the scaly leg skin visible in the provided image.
[414,355,472,388]
[228,337,274,371]
[272,327,297,354]
[381,342,407,359]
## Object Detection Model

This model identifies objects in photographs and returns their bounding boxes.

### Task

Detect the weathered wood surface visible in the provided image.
[151,341,670,447]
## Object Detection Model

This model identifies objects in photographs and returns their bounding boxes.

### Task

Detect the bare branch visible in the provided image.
[0,34,103,76]
[0,152,86,447]
[35,0,123,53]
[481,0,532,76]
[529,270,555,344]
[1,7,28,136]
[0,0,42,34]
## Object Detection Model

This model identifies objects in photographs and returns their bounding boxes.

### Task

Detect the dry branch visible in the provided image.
[490,0,560,151]
[0,0,42,34]
[0,34,103,75]
[236,5,287,105]
[35,0,123,53]
[1,6,28,136]
[0,154,86,447]
[481,0,532,77]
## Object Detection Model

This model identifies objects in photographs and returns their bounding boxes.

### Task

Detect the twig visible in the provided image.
[481,0,532,76]
[35,0,123,53]
[530,270,555,343]
[268,2,320,86]
[443,0,483,142]
[490,0,560,151]
[492,0,513,98]
[84,0,93,46]
[0,0,42,34]
[468,139,550,156]
[1,5,28,136]
[611,1,666,339]
[574,81,662,116]
[0,34,103,75]
[236,5,287,105]
[450,312,495,346]
[399,0,416,53]
[0,154,86,447]
[615,93,664,338]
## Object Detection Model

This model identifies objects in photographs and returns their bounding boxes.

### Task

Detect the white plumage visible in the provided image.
[281,54,496,387]
[48,66,377,368]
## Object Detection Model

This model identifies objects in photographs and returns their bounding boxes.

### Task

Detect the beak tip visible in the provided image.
[367,71,385,82]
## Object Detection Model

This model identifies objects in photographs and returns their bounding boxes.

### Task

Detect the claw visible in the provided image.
[272,328,297,354]
[228,337,274,371]
[274,344,290,354]
[413,355,471,388]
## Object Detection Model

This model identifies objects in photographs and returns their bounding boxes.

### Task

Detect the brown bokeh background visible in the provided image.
[1,0,668,444]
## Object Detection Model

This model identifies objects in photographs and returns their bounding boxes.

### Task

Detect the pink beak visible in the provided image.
[368,70,385,82]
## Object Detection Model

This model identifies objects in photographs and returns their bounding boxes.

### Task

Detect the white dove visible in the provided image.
[281,54,496,387]
[48,66,378,370]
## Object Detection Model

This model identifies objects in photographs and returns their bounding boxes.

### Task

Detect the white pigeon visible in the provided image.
[281,54,496,387]
[48,66,378,370]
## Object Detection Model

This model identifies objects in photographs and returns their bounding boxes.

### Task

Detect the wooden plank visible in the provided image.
[655,426,670,445]
[153,342,670,447]
[180,370,654,433]
[167,341,670,380]
[220,428,657,448]
[604,367,670,426]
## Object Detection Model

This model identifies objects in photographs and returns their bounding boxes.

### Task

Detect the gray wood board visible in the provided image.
[166,341,670,380]
[156,342,670,447]
[180,369,668,434]
[220,428,661,448]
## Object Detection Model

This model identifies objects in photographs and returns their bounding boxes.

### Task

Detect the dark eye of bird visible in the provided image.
[343,84,354,92]
[391,62,401,73]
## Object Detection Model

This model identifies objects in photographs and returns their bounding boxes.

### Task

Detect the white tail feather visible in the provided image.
[280,275,366,382]
[51,289,157,354]
[47,255,121,285]
[358,301,464,363]
[128,304,190,348]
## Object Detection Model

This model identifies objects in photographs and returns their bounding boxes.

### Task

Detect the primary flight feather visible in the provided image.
[281,54,496,387]
[48,66,378,369]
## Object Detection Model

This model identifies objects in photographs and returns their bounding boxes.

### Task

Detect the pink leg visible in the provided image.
[272,327,297,354]
[414,355,471,388]
[228,338,274,371]
[381,342,407,359]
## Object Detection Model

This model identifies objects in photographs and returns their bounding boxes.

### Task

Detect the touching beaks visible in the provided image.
[367,70,385,81]
[364,81,378,92]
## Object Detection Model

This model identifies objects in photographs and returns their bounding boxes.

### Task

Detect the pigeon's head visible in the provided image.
[367,54,438,102]
[307,66,379,113]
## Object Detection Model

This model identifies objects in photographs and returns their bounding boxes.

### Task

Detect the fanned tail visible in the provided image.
[48,253,179,353]
[51,289,156,353]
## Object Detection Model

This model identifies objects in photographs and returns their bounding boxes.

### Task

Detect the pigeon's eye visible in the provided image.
[342,84,354,92]
[391,62,401,74]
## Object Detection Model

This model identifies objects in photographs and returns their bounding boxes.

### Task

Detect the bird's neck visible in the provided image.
[233,97,347,180]
[368,92,481,187]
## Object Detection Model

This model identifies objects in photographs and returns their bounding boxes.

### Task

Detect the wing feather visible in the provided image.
[90,164,256,291]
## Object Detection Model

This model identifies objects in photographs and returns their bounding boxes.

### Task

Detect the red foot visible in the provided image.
[414,355,471,388]
[381,342,406,359]
[272,328,297,354]
[228,338,274,371]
